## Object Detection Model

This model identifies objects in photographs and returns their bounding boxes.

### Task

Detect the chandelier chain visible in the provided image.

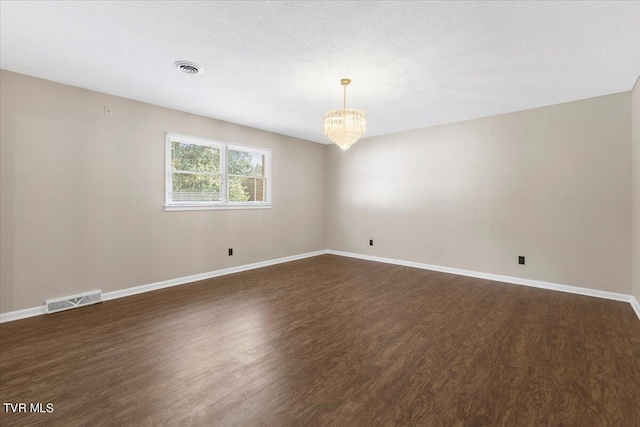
[343,84,347,110]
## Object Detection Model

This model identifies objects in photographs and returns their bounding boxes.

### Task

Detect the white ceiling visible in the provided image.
[2,1,639,144]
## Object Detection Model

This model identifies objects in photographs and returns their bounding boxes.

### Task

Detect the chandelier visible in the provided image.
[324,78,366,150]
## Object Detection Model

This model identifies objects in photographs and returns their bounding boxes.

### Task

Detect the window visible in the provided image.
[165,133,271,211]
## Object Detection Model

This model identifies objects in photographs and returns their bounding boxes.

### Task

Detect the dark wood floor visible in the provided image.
[1,255,639,426]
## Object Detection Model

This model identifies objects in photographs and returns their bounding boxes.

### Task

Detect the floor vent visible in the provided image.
[46,290,102,314]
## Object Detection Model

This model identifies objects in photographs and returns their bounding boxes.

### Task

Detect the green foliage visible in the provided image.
[228,150,264,176]
[172,173,221,201]
[228,150,263,201]
[228,176,250,202]
[171,142,221,200]
[172,141,219,173]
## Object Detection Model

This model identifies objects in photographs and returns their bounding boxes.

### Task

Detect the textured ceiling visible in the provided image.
[1,1,639,144]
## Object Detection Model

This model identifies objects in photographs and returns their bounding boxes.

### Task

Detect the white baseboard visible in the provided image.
[631,296,640,320]
[0,306,47,323]
[0,250,328,323]
[2,249,639,323]
[102,250,328,301]
[327,250,640,320]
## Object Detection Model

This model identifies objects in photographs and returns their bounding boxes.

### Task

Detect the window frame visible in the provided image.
[164,132,272,211]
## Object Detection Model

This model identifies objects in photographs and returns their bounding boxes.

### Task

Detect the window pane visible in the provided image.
[228,150,264,177]
[228,176,266,202]
[172,141,220,173]
[171,173,222,202]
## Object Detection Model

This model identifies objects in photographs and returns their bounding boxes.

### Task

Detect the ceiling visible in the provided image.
[2,1,639,144]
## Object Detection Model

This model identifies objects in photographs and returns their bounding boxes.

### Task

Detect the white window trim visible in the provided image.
[164,132,272,211]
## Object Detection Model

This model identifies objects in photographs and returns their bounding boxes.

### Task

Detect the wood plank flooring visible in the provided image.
[1,254,639,426]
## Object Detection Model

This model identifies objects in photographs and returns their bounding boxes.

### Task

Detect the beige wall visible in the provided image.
[0,70,326,313]
[1,69,636,314]
[633,77,640,302]
[327,93,632,294]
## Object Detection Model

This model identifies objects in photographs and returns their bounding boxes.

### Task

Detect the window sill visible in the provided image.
[164,204,272,212]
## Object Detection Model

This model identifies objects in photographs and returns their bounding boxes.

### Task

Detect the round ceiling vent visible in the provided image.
[174,61,203,75]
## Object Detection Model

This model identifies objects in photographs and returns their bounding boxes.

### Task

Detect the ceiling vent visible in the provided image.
[174,61,203,75]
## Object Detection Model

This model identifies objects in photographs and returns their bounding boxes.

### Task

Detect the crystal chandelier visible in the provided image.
[324,78,366,150]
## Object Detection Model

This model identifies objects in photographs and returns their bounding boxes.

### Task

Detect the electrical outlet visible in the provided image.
[228,248,233,256]
[104,106,112,116]
[369,240,373,246]
[519,256,525,265]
